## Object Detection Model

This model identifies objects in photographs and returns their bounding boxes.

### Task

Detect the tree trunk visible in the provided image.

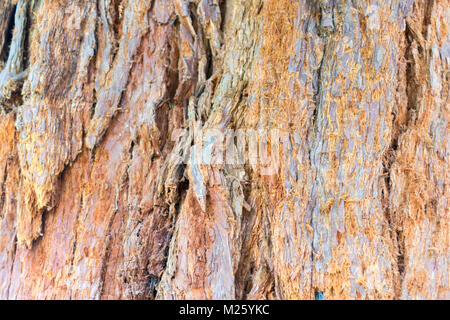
[0,0,448,300]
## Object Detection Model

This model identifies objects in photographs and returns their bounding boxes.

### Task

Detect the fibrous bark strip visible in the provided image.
[0,0,448,300]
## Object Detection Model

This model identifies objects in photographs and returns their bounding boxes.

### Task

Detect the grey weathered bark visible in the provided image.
[0,0,448,299]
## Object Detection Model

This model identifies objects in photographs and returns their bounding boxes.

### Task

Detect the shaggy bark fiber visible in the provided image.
[0,0,448,299]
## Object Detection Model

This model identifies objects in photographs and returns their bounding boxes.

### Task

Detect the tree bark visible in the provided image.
[0,0,448,300]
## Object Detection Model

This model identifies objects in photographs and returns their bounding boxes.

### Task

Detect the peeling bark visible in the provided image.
[0,0,448,300]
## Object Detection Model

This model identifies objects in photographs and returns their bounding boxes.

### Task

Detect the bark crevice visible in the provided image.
[0,0,447,300]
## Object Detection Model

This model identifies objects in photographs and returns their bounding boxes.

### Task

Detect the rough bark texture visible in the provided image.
[0,0,448,300]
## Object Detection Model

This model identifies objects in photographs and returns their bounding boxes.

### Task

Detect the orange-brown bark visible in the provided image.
[0,0,448,300]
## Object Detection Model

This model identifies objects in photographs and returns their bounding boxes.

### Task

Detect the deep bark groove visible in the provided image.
[0,0,448,300]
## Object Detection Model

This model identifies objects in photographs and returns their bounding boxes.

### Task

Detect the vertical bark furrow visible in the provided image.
[389,0,449,300]
[0,0,28,113]
[157,0,262,300]
[0,0,447,300]
[0,1,16,65]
